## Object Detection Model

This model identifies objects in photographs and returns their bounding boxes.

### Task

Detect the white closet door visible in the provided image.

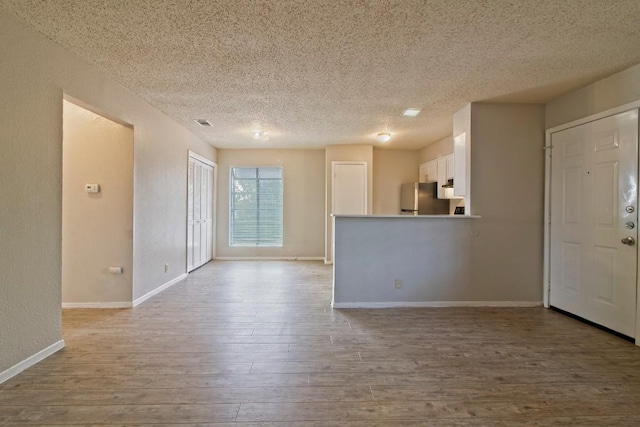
[193,161,202,268]
[187,154,215,272]
[205,165,214,261]
[187,158,195,271]
[199,164,209,264]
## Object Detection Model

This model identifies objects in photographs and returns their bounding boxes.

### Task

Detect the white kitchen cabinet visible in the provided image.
[419,160,438,183]
[437,154,461,199]
[453,132,467,197]
[446,154,454,179]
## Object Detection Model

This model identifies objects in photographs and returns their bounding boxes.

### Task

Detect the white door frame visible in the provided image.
[543,100,640,344]
[187,151,217,272]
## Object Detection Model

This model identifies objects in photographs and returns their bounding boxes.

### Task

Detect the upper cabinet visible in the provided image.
[419,160,438,183]
[437,154,459,199]
[421,154,461,199]
[453,133,468,197]
[446,155,454,179]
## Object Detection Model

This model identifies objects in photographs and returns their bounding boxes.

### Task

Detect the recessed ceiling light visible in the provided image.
[376,132,391,143]
[194,119,212,127]
[402,108,421,117]
[252,130,269,141]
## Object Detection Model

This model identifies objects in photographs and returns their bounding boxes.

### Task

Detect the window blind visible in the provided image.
[230,167,283,246]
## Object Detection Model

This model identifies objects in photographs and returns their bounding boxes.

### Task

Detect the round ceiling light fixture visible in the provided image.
[376,132,391,143]
[252,130,270,141]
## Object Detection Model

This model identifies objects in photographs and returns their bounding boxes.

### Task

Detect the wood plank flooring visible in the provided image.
[2,260,640,426]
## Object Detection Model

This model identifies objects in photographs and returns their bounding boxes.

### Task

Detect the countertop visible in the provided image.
[332,214,481,219]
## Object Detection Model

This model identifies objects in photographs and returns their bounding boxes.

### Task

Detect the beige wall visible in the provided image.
[62,101,133,305]
[372,149,419,215]
[468,103,546,300]
[325,145,374,262]
[418,135,453,163]
[216,149,325,258]
[0,10,215,375]
[546,63,640,128]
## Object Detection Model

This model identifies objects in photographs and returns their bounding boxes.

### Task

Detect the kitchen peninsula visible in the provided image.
[332,213,483,308]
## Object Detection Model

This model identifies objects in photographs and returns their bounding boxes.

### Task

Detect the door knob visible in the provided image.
[621,236,636,246]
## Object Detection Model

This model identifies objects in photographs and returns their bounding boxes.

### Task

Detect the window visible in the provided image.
[230,167,283,246]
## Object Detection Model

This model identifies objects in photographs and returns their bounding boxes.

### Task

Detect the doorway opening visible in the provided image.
[62,98,134,308]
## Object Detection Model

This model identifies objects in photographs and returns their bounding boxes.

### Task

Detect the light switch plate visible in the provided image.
[85,184,100,193]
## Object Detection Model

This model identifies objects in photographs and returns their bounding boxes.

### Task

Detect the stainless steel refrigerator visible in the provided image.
[400,182,449,215]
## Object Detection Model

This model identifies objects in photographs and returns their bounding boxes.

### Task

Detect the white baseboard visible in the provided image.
[133,273,187,307]
[0,340,65,384]
[214,257,324,261]
[62,302,132,309]
[332,301,543,309]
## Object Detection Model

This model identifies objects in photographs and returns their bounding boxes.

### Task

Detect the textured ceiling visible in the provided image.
[2,1,640,150]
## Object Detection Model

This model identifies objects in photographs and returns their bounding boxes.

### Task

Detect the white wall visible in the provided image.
[546,63,640,128]
[0,9,215,376]
[216,149,325,258]
[325,145,373,262]
[372,149,419,215]
[62,100,133,306]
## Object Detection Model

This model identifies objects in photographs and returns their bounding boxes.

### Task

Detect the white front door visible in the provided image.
[550,109,638,337]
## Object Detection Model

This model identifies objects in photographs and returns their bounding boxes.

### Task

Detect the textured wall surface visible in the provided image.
[334,216,473,304]
[546,63,640,128]
[468,103,546,301]
[0,9,215,373]
[0,11,64,373]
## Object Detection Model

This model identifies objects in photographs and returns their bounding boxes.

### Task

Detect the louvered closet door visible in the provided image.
[187,158,195,271]
[199,164,209,264]
[192,161,203,269]
[187,155,215,272]
[205,165,214,261]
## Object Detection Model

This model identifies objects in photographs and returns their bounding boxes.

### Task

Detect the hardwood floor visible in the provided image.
[2,260,640,426]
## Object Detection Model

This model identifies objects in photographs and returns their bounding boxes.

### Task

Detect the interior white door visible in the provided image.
[192,161,203,269]
[205,165,214,261]
[333,163,367,215]
[550,109,638,337]
[187,155,215,273]
[187,158,195,271]
[199,164,209,263]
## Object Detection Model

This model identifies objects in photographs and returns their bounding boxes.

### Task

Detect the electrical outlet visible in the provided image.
[394,279,402,289]
[164,263,169,273]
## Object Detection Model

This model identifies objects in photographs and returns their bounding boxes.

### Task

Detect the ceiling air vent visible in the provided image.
[194,119,212,127]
